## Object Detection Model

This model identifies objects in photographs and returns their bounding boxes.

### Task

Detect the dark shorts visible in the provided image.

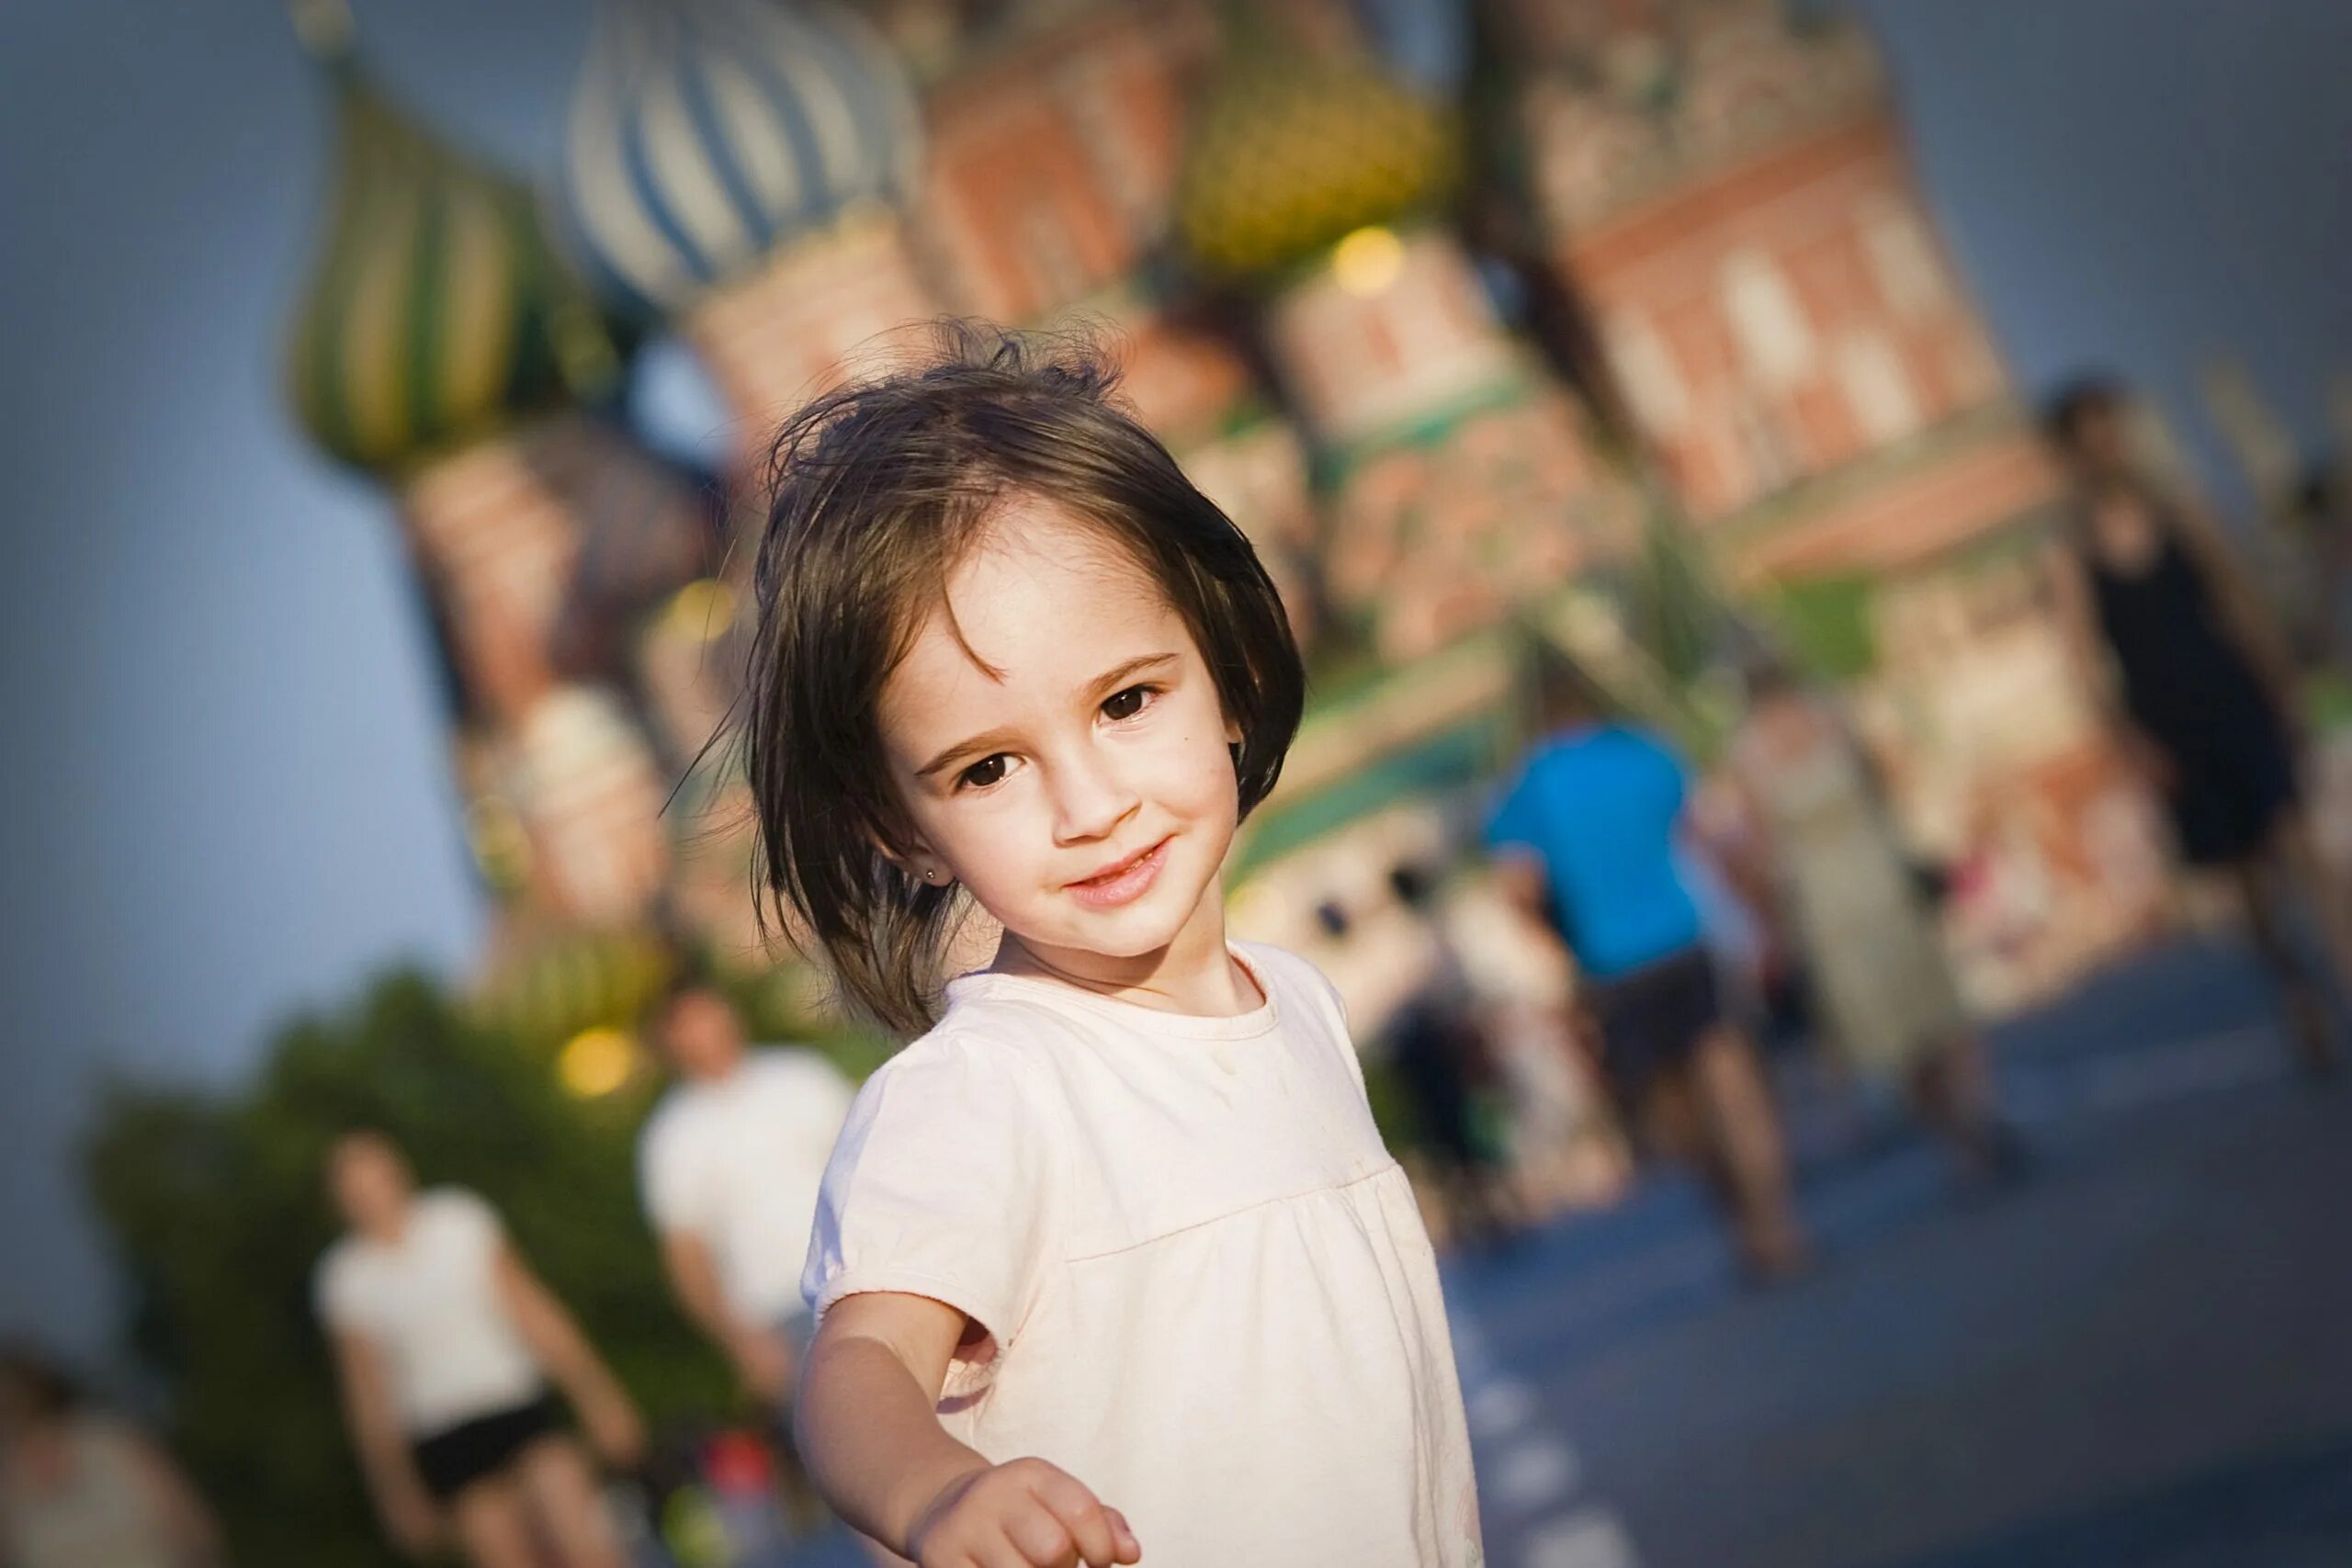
[412,1393,561,1501]
[2164,728,2301,866]
[1586,945,1725,1099]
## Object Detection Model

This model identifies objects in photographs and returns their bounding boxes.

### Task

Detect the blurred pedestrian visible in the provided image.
[1486,667,1809,1281]
[2046,379,2350,1075]
[0,1346,222,1568]
[1726,661,2022,1177]
[316,1132,642,1568]
[638,970,855,1522]
[1436,871,1634,1219]
[1379,867,1523,1247]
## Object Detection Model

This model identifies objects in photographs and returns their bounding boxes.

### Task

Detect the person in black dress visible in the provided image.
[2045,379,2347,1074]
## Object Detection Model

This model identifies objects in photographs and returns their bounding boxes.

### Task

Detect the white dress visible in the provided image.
[804,942,1483,1567]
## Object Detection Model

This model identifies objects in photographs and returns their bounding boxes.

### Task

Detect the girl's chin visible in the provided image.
[1048,908,1194,959]
[1021,881,1223,960]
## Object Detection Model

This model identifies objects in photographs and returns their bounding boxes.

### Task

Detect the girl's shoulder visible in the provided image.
[313,1231,361,1295]
[1235,941,1353,1042]
[833,1002,1080,1171]
[1233,939,1336,1001]
[860,991,1079,1104]
[416,1184,499,1235]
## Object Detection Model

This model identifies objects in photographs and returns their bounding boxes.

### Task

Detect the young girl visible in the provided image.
[741,327,1481,1567]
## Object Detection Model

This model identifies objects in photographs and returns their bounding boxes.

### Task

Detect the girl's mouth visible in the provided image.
[1066,837,1172,910]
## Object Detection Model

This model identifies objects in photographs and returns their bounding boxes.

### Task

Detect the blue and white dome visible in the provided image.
[561,0,920,320]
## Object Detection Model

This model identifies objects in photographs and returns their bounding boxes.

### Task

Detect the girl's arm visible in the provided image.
[799,1291,1139,1567]
[492,1245,645,1468]
[326,1329,441,1557]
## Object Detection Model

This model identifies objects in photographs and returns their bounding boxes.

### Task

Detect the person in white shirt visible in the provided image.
[314,1133,642,1568]
[638,978,856,1435]
[0,1347,221,1568]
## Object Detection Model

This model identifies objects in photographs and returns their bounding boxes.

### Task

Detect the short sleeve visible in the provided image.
[799,1033,1062,1387]
[807,1055,859,1128]
[637,1101,706,1235]
[775,1051,861,1146]
[430,1188,504,1255]
[312,1245,363,1332]
[1278,947,1370,1097]
[1636,731,1692,817]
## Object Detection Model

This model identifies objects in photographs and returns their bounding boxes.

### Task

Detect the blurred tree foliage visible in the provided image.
[82,966,745,1568]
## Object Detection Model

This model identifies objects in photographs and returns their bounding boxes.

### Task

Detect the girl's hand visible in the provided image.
[907,1457,1142,1567]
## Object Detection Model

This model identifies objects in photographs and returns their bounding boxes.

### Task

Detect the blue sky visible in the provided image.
[2,0,2347,1355]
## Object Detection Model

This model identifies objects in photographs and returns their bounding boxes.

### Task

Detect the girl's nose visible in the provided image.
[1050,749,1140,845]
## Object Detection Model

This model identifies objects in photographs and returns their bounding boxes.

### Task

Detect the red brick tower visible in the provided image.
[1498,0,2162,1004]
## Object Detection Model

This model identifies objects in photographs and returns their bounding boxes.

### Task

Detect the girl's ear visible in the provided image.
[1225,715,1244,746]
[870,828,952,890]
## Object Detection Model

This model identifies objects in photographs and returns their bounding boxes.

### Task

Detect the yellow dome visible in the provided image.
[1177,42,1459,281]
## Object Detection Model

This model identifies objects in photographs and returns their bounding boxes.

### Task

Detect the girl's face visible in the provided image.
[878,501,1245,987]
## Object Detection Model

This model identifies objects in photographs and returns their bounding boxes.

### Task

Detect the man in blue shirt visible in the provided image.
[1487,673,1807,1280]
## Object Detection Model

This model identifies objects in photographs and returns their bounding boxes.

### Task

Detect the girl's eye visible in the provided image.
[956,754,1010,791]
[1103,683,1158,721]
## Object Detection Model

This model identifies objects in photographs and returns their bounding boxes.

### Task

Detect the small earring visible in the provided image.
[922,868,939,884]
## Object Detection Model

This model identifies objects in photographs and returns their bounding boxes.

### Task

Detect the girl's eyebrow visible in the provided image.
[914,651,1182,780]
[1086,651,1181,698]
[916,726,1022,781]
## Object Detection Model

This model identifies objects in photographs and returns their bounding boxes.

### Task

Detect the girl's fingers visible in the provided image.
[962,1527,1035,1568]
[1033,1473,1120,1566]
[1103,1506,1142,1563]
[1001,1506,1078,1568]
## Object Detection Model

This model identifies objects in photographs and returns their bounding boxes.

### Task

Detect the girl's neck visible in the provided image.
[990,884,1260,1018]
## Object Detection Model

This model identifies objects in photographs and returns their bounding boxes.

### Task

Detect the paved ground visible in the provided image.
[777,935,2352,1568]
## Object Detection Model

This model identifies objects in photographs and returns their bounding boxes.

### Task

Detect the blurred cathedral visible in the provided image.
[278,0,2173,1049]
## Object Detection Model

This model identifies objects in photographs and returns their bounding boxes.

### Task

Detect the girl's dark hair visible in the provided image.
[742,322,1306,1038]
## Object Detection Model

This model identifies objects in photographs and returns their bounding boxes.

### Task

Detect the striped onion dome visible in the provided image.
[1177,34,1460,282]
[561,0,921,321]
[284,62,617,474]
